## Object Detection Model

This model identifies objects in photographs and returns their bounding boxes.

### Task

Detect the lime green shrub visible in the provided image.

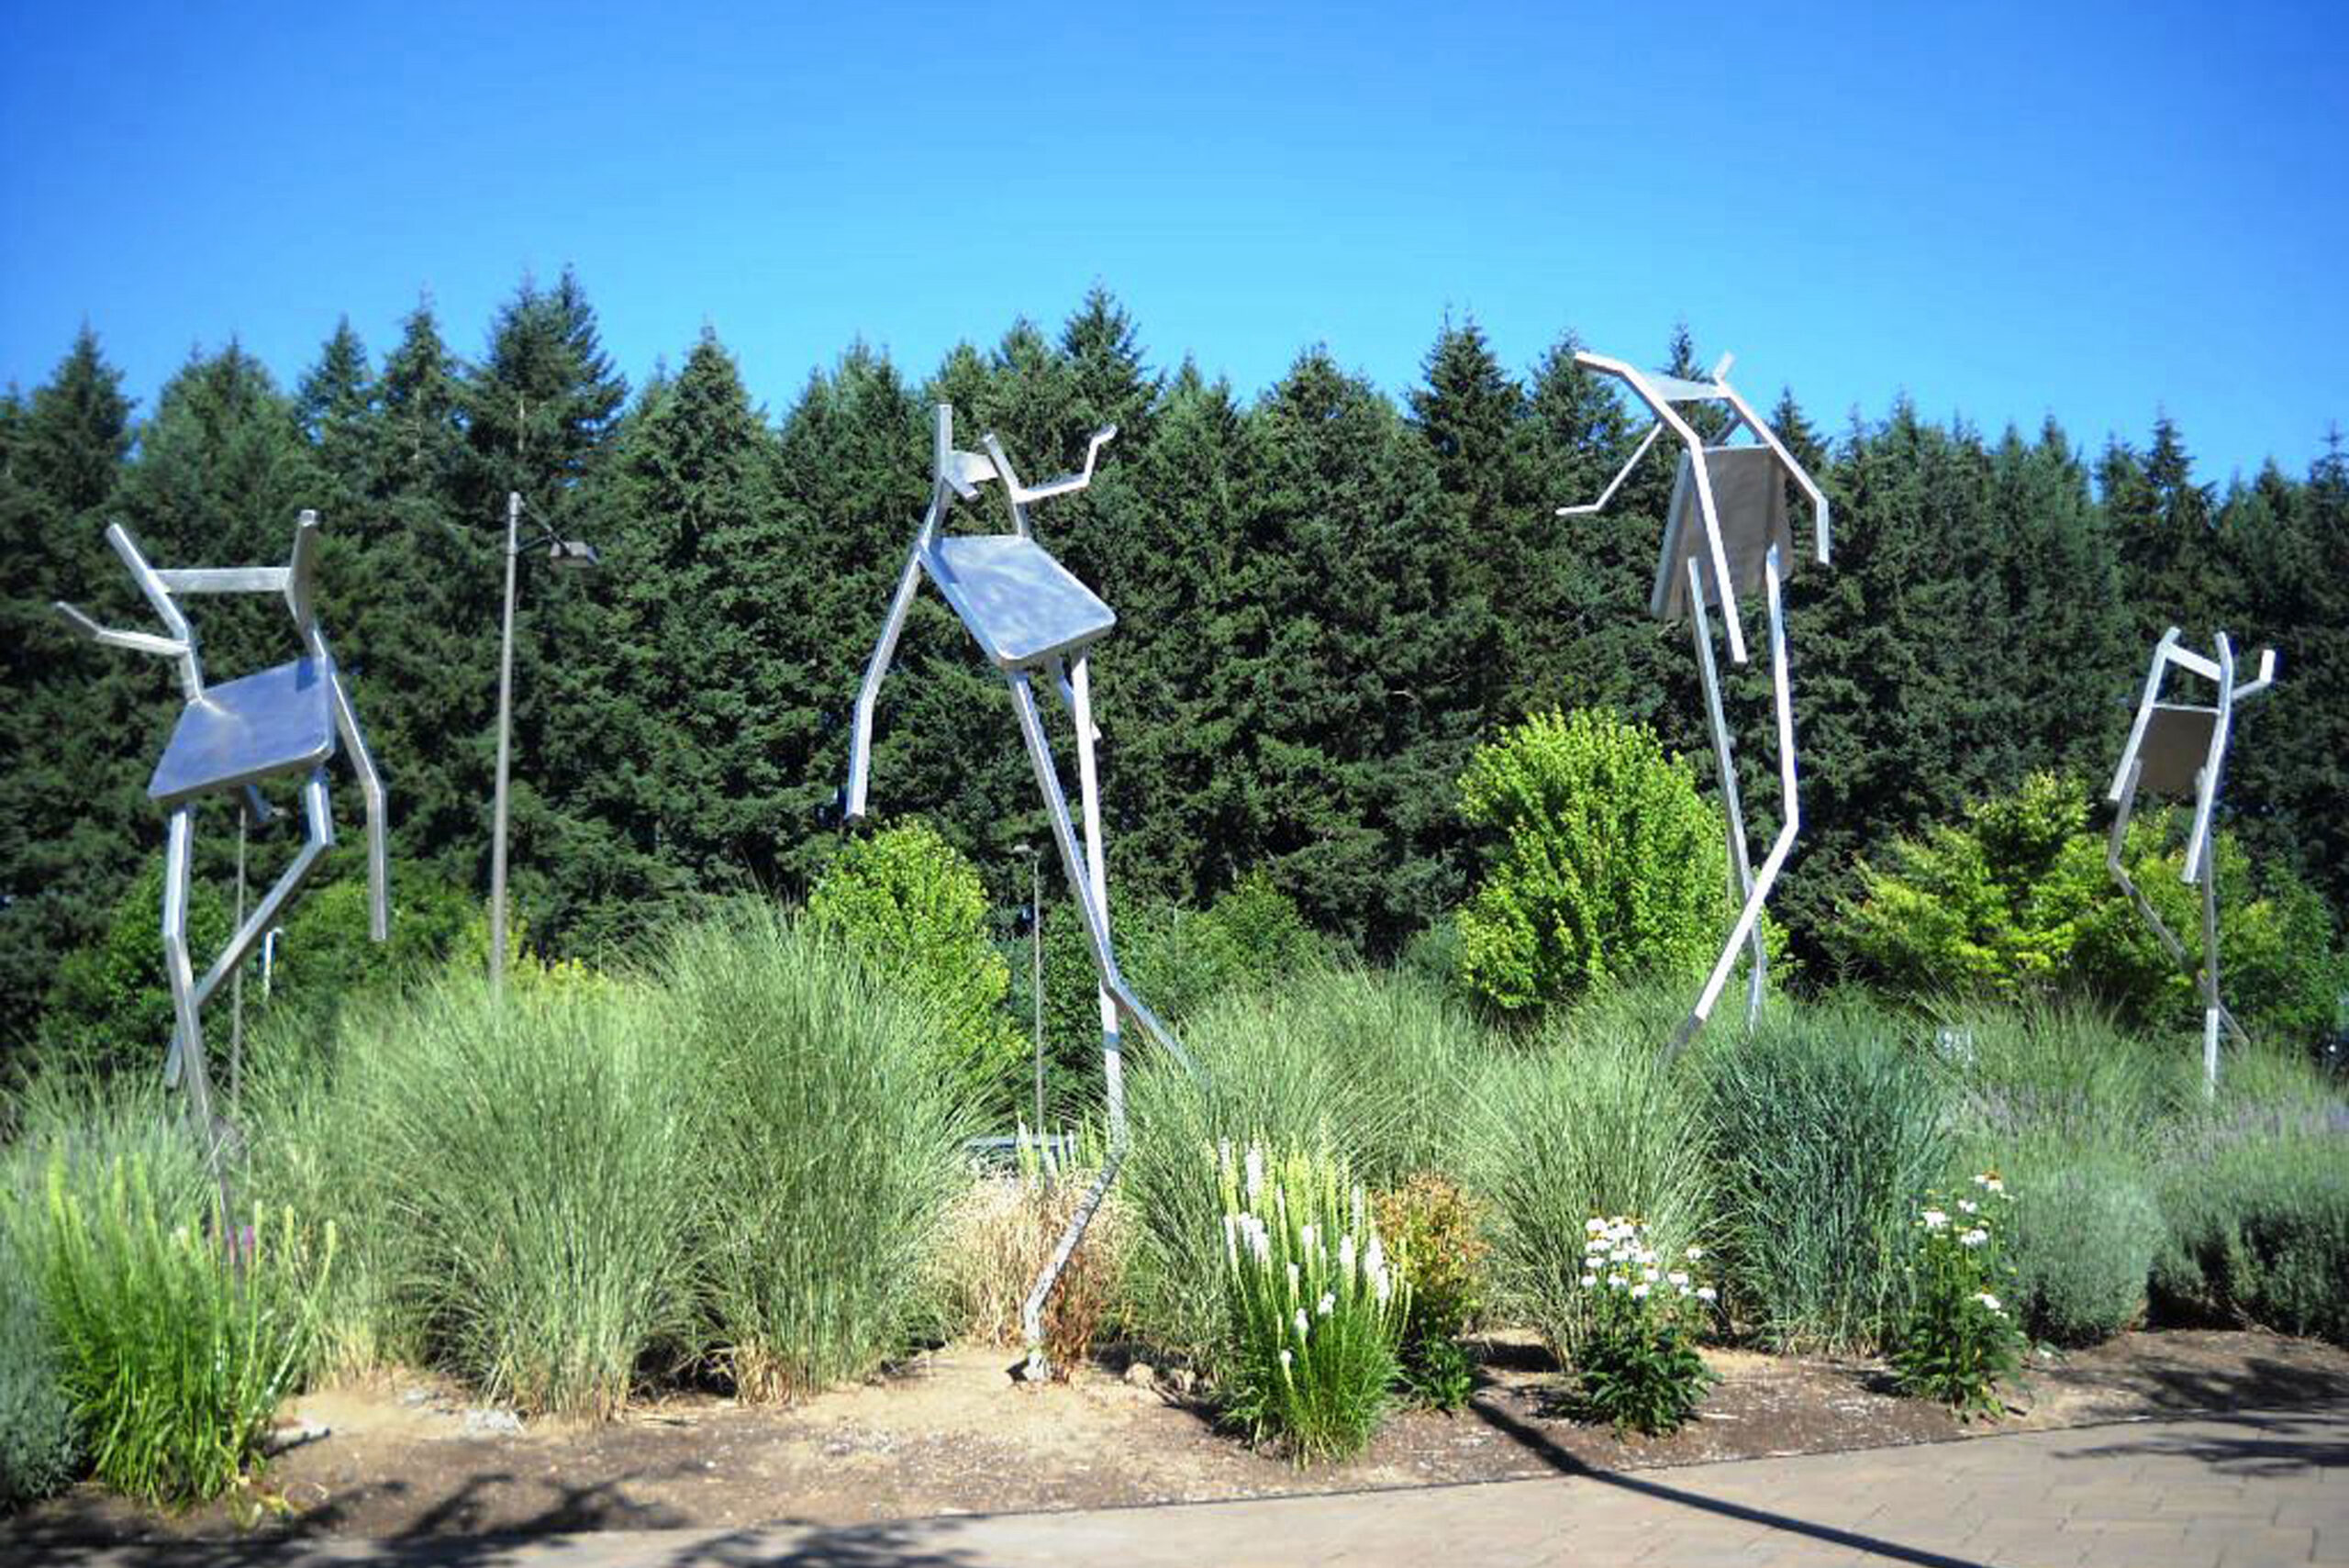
[1456,709,1727,1017]
[1373,1173,1486,1409]
[809,819,1023,1111]
[1843,772,2347,1043]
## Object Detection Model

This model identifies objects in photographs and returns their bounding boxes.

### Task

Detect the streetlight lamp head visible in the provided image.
[547,539,600,570]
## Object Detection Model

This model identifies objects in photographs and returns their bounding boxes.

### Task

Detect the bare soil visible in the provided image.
[9,1328,2347,1551]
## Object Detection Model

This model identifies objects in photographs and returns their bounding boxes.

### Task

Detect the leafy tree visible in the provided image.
[806,819,1023,1111]
[1456,708,1727,1015]
[34,863,230,1083]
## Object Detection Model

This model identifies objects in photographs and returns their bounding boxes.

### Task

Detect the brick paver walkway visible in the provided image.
[38,1405,2349,1567]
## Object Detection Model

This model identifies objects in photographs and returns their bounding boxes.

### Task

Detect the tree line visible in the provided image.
[3,275,2343,1069]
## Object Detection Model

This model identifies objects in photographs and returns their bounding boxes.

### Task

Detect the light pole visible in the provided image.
[1012,843,1043,1132]
[489,490,598,1001]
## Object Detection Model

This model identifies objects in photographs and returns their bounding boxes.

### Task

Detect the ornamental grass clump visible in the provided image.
[29,1152,330,1504]
[1217,1143,1407,1464]
[1569,1217,1717,1436]
[1892,1173,2023,1420]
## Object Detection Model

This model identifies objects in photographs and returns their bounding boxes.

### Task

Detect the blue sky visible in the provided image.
[3,0,2342,484]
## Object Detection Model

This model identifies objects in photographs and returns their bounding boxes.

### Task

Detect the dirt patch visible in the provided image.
[9,1328,2347,1550]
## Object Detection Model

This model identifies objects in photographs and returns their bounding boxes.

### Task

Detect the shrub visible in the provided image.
[662,906,979,1398]
[268,865,480,1030]
[1842,772,2348,1045]
[340,975,697,1419]
[0,1240,79,1508]
[809,819,1025,1114]
[1217,1143,1405,1463]
[19,1142,328,1504]
[1120,968,1471,1370]
[1464,1018,1709,1360]
[1455,708,1727,1017]
[34,863,231,1083]
[1701,1002,1951,1352]
[1374,1173,1486,1409]
[2003,1150,2163,1345]
[1569,1217,1718,1436]
[1891,1174,2023,1419]
[2152,1137,2349,1345]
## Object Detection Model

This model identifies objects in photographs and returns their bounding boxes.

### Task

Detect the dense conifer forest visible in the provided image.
[4,274,2344,1073]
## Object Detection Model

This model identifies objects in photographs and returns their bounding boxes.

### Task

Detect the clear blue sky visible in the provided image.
[4,0,2342,484]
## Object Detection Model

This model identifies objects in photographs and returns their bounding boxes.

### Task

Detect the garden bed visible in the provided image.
[9,1327,2344,1549]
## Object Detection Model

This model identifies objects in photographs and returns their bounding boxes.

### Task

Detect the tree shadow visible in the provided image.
[1466,1393,1994,1568]
[2049,1407,2349,1479]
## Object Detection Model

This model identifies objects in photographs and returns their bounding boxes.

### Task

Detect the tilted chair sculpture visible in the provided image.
[2106,627,2277,1091]
[845,404,1197,1376]
[57,512,387,1149]
[1555,351,1831,1055]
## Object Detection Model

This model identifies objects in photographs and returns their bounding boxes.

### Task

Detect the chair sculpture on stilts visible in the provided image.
[2105,627,2277,1093]
[56,512,388,1169]
[845,403,1197,1379]
[1554,352,1831,1057]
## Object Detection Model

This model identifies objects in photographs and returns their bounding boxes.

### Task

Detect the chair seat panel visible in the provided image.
[2134,704,2220,797]
[924,535,1117,669]
[149,659,338,806]
[1650,446,1801,618]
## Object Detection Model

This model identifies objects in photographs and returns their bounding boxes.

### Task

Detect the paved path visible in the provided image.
[31,1405,2348,1567]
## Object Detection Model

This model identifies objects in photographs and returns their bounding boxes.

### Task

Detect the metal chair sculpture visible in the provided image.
[845,404,1196,1376]
[56,511,387,1146]
[1556,351,1831,1055]
[2106,627,2278,1091]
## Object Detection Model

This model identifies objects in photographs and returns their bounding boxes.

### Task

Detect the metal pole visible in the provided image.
[489,490,520,1003]
[230,805,247,1106]
[1030,851,1045,1133]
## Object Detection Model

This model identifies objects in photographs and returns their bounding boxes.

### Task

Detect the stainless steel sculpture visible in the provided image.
[1555,351,1831,1054]
[846,404,1196,1377]
[56,511,387,1145]
[2106,627,2278,1091]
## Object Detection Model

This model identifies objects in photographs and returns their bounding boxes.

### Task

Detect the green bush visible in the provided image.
[1700,1002,1951,1352]
[35,863,231,1083]
[1464,1015,1709,1359]
[2003,1151,2163,1345]
[339,975,697,1419]
[659,905,977,1399]
[1891,1174,2023,1419]
[1217,1143,1405,1463]
[2153,1137,2349,1345]
[268,864,480,1030]
[1455,708,1728,1018]
[1843,773,2348,1045]
[809,819,1024,1113]
[0,1238,79,1508]
[4,1095,327,1505]
[1120,967,1472,1371]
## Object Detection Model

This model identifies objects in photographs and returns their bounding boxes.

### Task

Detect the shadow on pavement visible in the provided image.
[2050,1407,2349,1479]
[1468,1395,1992,1568]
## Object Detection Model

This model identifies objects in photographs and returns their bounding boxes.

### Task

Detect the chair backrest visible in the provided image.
[1649,446,1798,618]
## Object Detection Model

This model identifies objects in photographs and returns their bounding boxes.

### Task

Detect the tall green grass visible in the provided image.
[1463,1017,1709,1357]
[658,904,978,1399]
[1120,966,1477,1370]
[336,974,699,1420]
[1698,999,1952,1352]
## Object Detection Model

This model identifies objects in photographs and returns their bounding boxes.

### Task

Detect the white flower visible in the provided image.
[1642,1266,1661,1284]
[1608,1275,1628,1290]
[1364,1234,1386,1284]
[1696,1286,1717,1304]
[1584,1238,1608,1255]
[1374,1268,1392,1306]
[1287,1262,1301,1297]
[1248,1218,1271,1264]
[1631,1282,1652,1300]
[1295,1307,1310,1340]
[1921,1209,1949,1231]
[1974,1291,2002,1314]
[1244,1147,1264,1201]
[1987,1179,2006,1195]
[1959,1228,1988,1249]
[1300,1223,1318,1256]
[1579,1273,1598,1288]
[1586,1218,1608,1236]
[1318,1292,1335,1318]
[1685,1245,1705,1262]
[1957,1199,1978,1216]
[1278,1348,1292,1373]
[1668,1271,1689,1288]
[1339,1233,1357,1277]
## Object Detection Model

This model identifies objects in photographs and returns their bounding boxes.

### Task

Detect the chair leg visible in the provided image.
[160,807,218,1139]
[1669,546,1800,1062]
[1064,656,1127,1138]
[1687,556,1767,1029]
